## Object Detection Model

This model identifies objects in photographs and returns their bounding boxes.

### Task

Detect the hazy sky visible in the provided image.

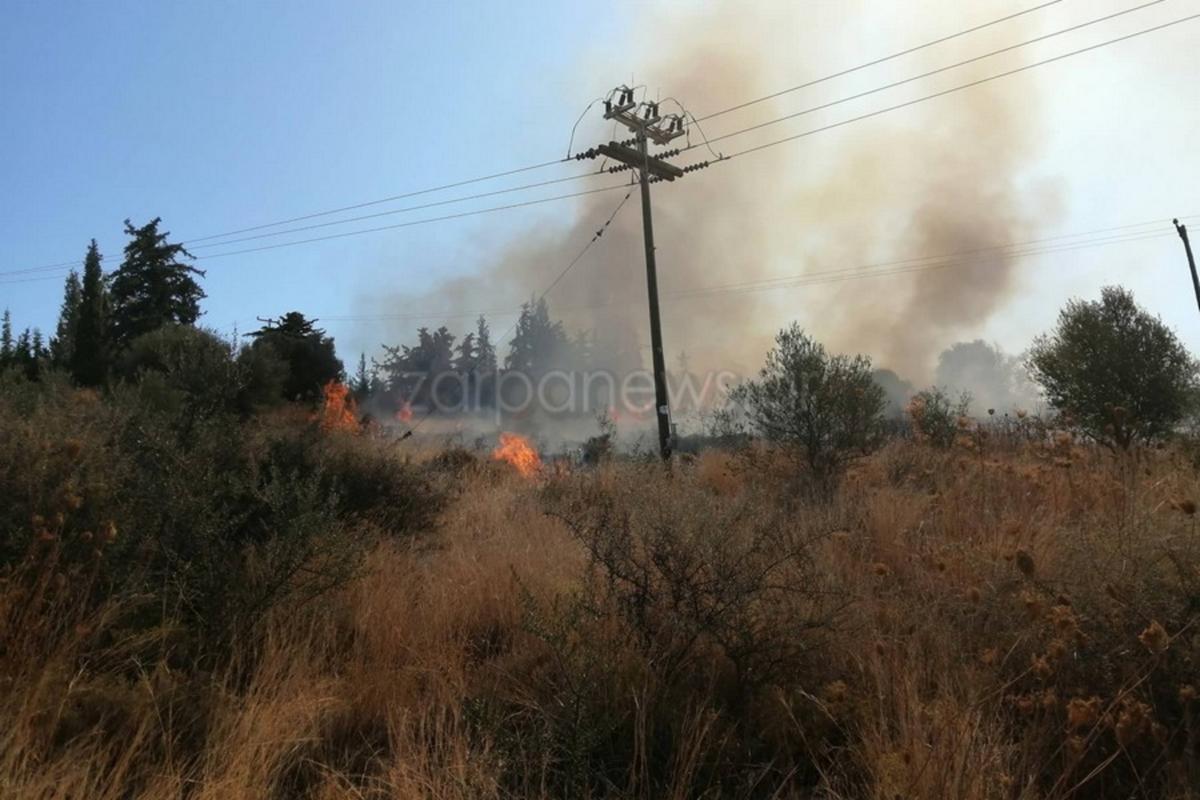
[2,0,1197,380]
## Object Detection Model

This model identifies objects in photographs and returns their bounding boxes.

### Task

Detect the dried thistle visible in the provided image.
[1049,605,1078,635]
[1031,654,1053,680]
[1138,621,1169,654]
[1115,701,1151,748]
[1067,697,1101,731]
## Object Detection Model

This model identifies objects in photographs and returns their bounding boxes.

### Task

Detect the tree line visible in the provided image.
[1,219,344,404]
[3,219,631,415]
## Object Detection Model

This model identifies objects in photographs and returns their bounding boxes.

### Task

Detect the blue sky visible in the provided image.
[0,0,622,344]
[2,0,1199,380]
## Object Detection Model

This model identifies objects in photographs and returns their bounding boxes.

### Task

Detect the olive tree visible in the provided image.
[732,323,887,486]
[1027,286,1198,450]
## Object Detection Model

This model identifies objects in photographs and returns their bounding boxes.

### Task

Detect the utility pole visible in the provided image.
[574,86,711,460]
[1175,219,1200,315]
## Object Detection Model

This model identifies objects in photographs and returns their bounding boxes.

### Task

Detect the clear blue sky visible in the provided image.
[0,0,623,351]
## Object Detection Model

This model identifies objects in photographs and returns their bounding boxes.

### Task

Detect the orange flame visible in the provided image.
[491,432,541,478]
[395,400,414,423]
[317,381,359,432]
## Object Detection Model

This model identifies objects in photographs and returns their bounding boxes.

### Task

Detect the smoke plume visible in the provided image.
[358,1,1061,389]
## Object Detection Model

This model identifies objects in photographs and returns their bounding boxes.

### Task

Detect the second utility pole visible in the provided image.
[1175,218,1200,315]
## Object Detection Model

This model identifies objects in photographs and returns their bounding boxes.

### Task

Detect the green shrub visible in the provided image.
[731,324,886,489]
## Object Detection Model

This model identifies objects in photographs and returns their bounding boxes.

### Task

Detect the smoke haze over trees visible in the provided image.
[354,2,1061,395]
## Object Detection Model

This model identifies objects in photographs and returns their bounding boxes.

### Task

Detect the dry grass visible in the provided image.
[2,434,1199,798]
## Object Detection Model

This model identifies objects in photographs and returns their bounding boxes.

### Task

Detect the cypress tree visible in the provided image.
[352,352,371,398]
[475,315,497,372]
[14,329,34,379]
[0,309,12,366]
[109,218,205,347]
[73,240,111,386]
[51,270,82,366]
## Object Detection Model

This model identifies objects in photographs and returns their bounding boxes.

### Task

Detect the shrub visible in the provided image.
[580,410,615,466]
[1028,286,1198,449]
[907,386,972,448]
[0,377,381,652]
[516,466,843,793]
[247,312,343,403]
[257,426,449,535]
[117,324,285,421]
[731,323,886,488]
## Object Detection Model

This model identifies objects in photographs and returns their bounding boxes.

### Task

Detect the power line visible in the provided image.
[184,169,607,251]
[0,169,609,277]
[176,0,1192,266]
[667,218,1200,297]
[716,12,1200,161]
[668,231,1181,300]
[687,0,1174,155]
[149,5,1199,266]
[296,191,636,327]
[400,187,635,436]
[0,0,1079,274]
[693,0,1066,123]
[7,7,1195,287]
[0,181,632,283]
[185,157,571,245]
[196,183,630,260]
[310,215,1195,323]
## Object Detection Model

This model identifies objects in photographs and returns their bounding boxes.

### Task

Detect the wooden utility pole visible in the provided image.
[576,86,706,460]
[1175,219,1200,315]
[635,132,673,461]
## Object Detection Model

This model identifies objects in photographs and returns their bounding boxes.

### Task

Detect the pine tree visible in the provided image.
[453,332,477,374]
[14,329,31,363]
[506,297,568,374]
[352,352,372,398]
[51,270,82,366]
[73,240,111,386]
[0,309,12,366]
[378,326,457,407]
[109,218,205,346]
[475,315,497,373]
[14,328,36,379]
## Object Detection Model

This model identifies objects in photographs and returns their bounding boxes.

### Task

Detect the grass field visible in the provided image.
[2,388,1199,798]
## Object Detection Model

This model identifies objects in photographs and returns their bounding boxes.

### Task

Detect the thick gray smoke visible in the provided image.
[358,1,1061,397]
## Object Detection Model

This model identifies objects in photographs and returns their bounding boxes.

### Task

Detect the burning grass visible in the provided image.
[2,397,1199,798]
[491,431,542,478]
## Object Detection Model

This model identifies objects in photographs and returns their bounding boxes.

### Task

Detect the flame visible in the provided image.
[491,432,541,478]
[395,400,413,423]
[317,381,359,432]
